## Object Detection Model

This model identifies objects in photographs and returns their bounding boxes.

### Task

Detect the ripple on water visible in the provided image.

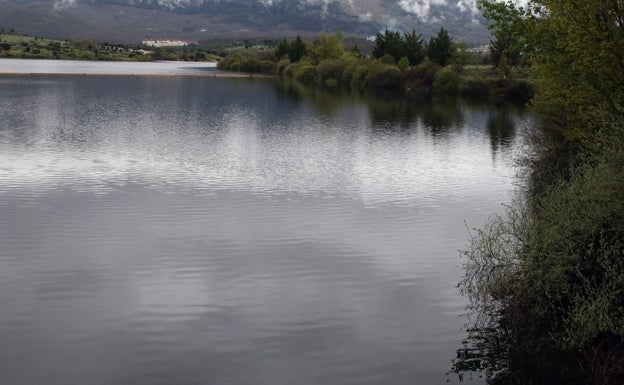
[0,74,518,385]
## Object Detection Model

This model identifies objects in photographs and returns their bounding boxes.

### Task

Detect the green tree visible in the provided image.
[477,0,538,67]
[403,29,425,66]
[372,29,404,63]
[309,33,344,65]
[460,1,624,384]
[288,35,307,63]
[275,39,289,59]
[426,27,454,67]
[532,0,624,143]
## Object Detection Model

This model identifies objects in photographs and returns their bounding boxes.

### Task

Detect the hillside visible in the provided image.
[0,0,491,44]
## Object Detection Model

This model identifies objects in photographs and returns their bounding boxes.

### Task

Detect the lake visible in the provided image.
[0,60,525,385]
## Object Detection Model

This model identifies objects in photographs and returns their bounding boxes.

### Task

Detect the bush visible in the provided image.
[397,56,411,71]
[317,59,348,88]
[349,62,370,90]
[460,123,624,384]
[458,78,491,99]
[294,63,317,84]
[276,58,291,76]
[404,59,439,95]
[433,67,460,96]
[365,62,404,90]
[379,53,396,65]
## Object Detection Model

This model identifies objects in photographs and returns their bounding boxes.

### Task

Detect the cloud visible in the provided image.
[52,0,78,11]
[153,0,207,8]
[398,0,528,21]
[398,0,446,20]
[358,12,373,22]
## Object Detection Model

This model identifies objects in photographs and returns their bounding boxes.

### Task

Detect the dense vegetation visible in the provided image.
[456,1,624,384]
[217,29,534,102]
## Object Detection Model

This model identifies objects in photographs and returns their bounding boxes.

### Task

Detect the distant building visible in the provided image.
[467,45,490,53]
[142,39,192,47]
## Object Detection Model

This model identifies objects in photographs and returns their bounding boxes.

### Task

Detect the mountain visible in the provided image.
[0,0,492,44]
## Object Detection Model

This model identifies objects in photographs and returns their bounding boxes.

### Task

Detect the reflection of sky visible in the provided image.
[0,73,518,385]
[0,75,517,205]
[0,58,218,75]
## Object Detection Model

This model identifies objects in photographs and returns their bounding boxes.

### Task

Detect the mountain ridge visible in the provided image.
[0,0,491,44]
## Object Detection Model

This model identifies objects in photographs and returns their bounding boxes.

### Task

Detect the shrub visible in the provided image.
[349,62,370,90]
[276,58,291,76]
[317,59,348,88]
[379,53,396,65]
[365,62,404,90]
[404,59,439,95]
[397,56,411,71]
[458,78,491,99]
[433,67,460,96]
[294,63,317,84]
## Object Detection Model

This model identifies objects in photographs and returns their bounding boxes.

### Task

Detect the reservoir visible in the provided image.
[0,61,525,385]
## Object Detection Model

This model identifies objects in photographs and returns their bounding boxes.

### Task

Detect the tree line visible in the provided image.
[217,27,533,102]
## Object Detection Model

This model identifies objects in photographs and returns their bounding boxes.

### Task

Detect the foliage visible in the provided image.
[288,35,308,63]
[309,33,344,65]
[460,1,624,384]
[432,67,460,95]
[458,78,491,99]
[477,0,539,67]
[372,29,403,62]
[316,58,349,88]
[397,56,410,71]
[216,51,275,74]
[403,30,426,66]
[364,62,404,90]
[217,32,532,102]
[293,63,317,84]
[427,26,455,67]
[404,59,439,96]
[532,0,624,145]
[372,29,426,66]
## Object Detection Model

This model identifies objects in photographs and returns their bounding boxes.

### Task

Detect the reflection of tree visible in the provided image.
[420,97,463,136]
[364,92,420,129]
[273,80,345,117]
[452,318,531,385]
[486,106,517,154]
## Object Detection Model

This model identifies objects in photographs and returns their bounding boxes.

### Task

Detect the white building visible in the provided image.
[142,40,191,47]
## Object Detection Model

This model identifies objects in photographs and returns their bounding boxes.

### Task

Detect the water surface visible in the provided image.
[0,70,524,385]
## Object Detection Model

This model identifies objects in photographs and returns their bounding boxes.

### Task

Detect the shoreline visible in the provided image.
[0,71,275,78]
[0,58,275,78]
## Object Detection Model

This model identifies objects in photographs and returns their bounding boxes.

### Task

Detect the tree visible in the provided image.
[426,27,454,67]
[403,30,425,66]
[372,29,404,63]
[309,33,344,65]
[461,1,624,384]
[288,35,307,63]
[275,39,289,59]
[477,0,538,67]
[531,0,624,142]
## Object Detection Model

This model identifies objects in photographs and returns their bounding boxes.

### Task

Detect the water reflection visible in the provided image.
[0,73,526,385]
[273,80,526,151]
[486,105,520,154]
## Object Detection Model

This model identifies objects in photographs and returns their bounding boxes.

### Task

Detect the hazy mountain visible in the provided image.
[0,0,494,44]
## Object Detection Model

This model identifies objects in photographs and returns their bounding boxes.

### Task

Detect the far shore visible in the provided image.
[0,58,274,78]
[0,71,275,78]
